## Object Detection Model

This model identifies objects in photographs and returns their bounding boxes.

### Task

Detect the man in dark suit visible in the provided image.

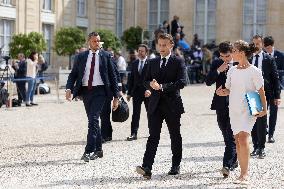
[250,35,281,159]
[263,36,283,143]
[126,44,150,141]
[136,33,187,179]
[66,32,119,162]
[205,41,237,178]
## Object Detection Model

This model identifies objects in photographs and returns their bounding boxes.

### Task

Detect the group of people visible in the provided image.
[11,52,48,107]
[65,31,283,185]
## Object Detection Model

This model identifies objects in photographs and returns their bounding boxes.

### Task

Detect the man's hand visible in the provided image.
[145,90,151,98]
[126,95,131,102]
[150,79,161,90]
[65,90,72,102]
[274,99,281,106]
[216,86,229,96]
[112,98,119,111]
[217,62,229,73]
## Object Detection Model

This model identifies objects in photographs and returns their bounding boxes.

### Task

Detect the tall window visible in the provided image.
[42,24,53,65]
[77,0,86,17]
[194,0,216,45]
[116,0,123,37]
[243,0,267,42]
[42,0,52,11]
[148,0,169,38]
[0,19,14,56]
[1,0,12,5]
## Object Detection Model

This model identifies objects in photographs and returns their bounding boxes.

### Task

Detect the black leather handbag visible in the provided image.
[112,97,129,122]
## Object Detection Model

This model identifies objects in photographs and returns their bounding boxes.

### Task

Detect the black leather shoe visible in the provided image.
[30,102,38,106]
[258,149,266,159]
[26,103,32,107]
[268,136,275,143]
[81,153,90,162]
[90,150,103,160]
[250,149,259,157]
[136,166,152,179]
[220,167,230,178]
[102,137,112,143]
[230,161,238,171]
[168,166,180,175]
[127,134,137,141]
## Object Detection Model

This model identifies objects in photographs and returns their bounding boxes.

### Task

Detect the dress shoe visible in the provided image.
[221,167,230,178]
[168,166,180,175]
[127,134,137,141]
[30,102,38,106]
[26,103,32,107]
[136,166,152,179]
[90,150,103,160]
[258,149,266,159]
[250,149,259,157]
[268,136,275,143]
[81,153,90,162]
[102,137,112,143]
[230,161,239,171]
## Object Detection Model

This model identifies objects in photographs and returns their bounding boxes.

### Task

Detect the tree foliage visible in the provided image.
[96,29,122,52]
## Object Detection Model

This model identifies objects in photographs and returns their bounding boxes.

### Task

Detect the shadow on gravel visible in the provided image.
[9,141,86,149]
[0,159,85,169]
[159,141,224,148]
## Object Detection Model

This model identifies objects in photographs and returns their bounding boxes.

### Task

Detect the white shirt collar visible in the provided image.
[139,56,147,62]
[253,50,263,57]
[89,49,100,55]
[161,52,171,60]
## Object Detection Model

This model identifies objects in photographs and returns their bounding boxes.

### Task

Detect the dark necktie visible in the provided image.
[138,60,144,75]
[161,57,167,69]
[88,53,96,90]
[254,54,259,68]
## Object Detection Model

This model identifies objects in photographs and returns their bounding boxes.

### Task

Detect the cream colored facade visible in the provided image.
[1,0,284,71]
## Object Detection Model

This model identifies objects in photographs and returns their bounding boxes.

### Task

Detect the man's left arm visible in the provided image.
[270,58,281,101]
[160,57,187,93]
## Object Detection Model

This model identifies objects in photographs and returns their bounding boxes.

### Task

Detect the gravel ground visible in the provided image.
[0,84,284,189]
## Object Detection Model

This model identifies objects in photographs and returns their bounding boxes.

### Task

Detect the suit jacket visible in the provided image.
[66,50,119,99]
[273,50,284,71]
[127,59,148,96]
[249,53,281,99]
[205,59,230,110]
[144,54,187,115]
[13,60,27,78]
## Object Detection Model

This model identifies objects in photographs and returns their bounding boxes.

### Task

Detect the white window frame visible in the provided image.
[116,0,124,37]
[77,0,87,17]
[0,19,14,56]
[193,0,216,45]
[242,0,267,42]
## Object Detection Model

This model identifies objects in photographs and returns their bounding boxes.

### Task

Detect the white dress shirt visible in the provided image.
[82,50,104,86]
[160,52,171,68]
[138,57,147,72]
[252,51,264,70]
[117,56,127,71]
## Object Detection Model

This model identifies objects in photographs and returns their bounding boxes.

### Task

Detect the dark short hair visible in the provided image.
[252,34,263,40]
[263,36,274,47]
[88,32,99,40]
[218,41,233,54]
[158,33,174,44]
[28,51,37,61]
[138,44,148,53]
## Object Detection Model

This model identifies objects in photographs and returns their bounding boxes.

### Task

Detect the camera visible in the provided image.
[2,56,10,65]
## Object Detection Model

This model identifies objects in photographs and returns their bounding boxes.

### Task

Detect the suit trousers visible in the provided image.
[216,109,237,168]
[130,87,149,135]
[142,99,182,170]
[267,99,278,137]
[16,80,26,103]
[251,115,267,149]
[101,98,112,139]
[82,86,106,153]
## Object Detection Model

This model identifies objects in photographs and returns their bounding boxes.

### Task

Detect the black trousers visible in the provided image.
[101,98,112,139]
[142,100,182,170]
[16,81,26,103]
[251,115,267,149]
[216,109,237,168]
[130,87,149,135]
[81,86,106,153]
[267,99,278,137]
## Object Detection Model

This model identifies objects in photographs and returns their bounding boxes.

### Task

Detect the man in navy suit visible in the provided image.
[136,33,187,179]
[126,44,150,141]
[250,35,281,158]
[263,36,283,143]
[205,41,237,178]
[66,32,119,162]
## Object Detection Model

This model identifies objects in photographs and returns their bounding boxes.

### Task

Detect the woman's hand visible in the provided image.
[255,110,267,118]
[216,86,230,96]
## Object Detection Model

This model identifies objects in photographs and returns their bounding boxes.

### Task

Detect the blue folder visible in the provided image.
[245,92,263,116]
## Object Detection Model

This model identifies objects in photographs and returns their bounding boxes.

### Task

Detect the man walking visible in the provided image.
[136,33,187,179]
[66,32,119,162]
